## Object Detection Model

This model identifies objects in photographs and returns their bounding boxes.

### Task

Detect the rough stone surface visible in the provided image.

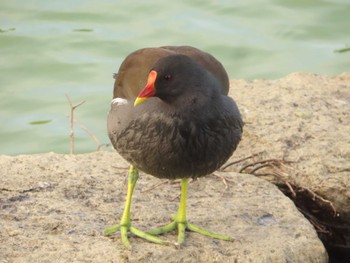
[228,72,350,221]
[0,152,327,263]
[224,72,350,261]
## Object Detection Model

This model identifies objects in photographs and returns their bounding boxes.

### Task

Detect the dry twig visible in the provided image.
[239,158,292,173]
[66,94,109,153]
[297,207,331,234]
[65,94,86,154]
[212,172,236,192]
[301,187,337,216]
[141,180,169,193]
[220,152,263,171]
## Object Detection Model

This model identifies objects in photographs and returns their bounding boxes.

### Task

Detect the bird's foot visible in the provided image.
[146,214,233,246]
[103,166,169,247]
[103,223,168,248]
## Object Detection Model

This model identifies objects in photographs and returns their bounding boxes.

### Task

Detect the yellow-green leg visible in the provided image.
[147,178,233,245]
[103,165,167,247]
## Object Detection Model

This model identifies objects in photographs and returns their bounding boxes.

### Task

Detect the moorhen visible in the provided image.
[104,46,243,247]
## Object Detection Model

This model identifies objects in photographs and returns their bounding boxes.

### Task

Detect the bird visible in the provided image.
[104,46,243,247]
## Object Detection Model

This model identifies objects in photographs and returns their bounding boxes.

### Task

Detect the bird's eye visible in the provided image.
[164,74,172,80]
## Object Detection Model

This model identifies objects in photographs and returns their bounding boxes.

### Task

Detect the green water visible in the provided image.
[0,0,349,155]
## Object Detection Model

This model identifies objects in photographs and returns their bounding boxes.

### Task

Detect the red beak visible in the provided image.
[134,70,157,106]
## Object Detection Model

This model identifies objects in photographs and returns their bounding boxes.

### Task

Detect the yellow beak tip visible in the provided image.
[134,97,147,106]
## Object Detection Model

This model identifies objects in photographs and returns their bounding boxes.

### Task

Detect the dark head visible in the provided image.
[134,55,220,106]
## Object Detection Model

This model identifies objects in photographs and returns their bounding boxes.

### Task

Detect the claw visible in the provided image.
[146,178,233,245]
